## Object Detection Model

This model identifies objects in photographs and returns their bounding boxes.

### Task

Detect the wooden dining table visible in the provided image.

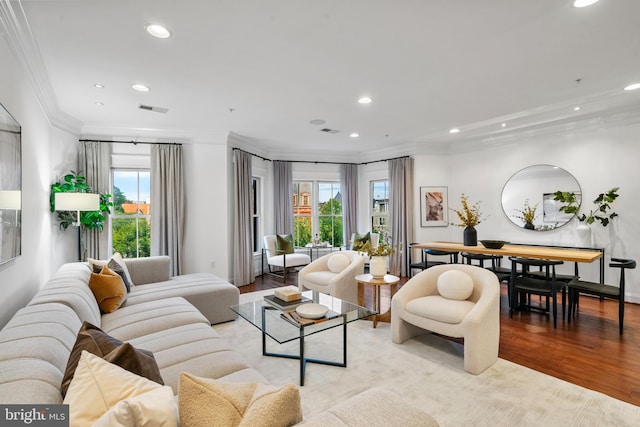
[412,241,605,282]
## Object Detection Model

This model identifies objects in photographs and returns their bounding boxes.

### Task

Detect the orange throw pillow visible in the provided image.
[89,266,127,313]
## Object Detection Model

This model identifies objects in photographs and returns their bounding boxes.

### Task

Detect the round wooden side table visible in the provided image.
[355,273,400,328]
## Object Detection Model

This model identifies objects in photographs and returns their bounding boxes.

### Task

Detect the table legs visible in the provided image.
[358,282,398,328]
[261,312,347,386]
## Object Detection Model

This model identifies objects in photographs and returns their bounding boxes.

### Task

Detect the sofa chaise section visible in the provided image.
[123,256,240,324]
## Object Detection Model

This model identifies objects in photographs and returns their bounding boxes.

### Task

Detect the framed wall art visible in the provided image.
[420,186,447,227]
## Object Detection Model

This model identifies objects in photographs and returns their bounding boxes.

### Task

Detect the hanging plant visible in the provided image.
[49,171,113,231]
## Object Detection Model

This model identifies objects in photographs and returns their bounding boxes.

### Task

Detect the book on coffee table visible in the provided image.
[280,309,340,327]
[263,294,312,311]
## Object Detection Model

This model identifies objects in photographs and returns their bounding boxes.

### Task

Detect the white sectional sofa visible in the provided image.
[0,257,439,426]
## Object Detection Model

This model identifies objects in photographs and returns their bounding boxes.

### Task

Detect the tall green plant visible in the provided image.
[50,171,113,231]
[553,187,620,226]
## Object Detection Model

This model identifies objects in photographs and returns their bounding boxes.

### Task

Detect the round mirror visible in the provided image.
[501,165,581,231]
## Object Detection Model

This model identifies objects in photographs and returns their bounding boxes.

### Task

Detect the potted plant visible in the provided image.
[49,171,113,231]
[450,194,486,246]
[553,187,620,226]
[353,239,394,277]
[512,200,538,230]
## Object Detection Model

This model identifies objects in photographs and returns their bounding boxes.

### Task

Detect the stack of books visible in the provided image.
[263,286,311,311]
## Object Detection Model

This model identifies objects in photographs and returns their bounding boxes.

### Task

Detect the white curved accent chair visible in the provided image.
[391,264,500,375]
[298,250,365,304]
[263,235,311,281]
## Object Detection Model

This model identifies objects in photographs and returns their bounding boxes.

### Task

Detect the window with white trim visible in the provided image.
[371,179,389,238]
[111,170,151,258]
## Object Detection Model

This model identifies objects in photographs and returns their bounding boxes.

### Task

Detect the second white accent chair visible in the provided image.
[391,264,500,375]
[263,235,311,281]
[298,250,365,304]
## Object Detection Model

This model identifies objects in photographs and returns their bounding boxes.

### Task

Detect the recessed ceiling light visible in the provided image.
[358,97,372,104]
[94,83,104,89]
[309,119,326,125]
[624,83,640,91]
[574,106,582,111]
[349,132,360,138]
[146,24,171,39]
[501,123,507,128]
[449,128,460,134]
[94,102,104,106]
[132,84,150,92]
[573,0,599,8]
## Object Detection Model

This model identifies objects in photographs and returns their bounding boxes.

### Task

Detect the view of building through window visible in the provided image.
[293,181,342,247]
[293,181,313,247]
[372,179,389,240]
[112,170,151,258]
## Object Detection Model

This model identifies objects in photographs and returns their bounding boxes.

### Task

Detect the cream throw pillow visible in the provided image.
[437,270,474,300]
[178,373,302,427]
[93,386,178,427]
[327,253,350,273]
[64,351,176,427]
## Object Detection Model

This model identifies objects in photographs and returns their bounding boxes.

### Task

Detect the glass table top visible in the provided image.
[230,291,376,344]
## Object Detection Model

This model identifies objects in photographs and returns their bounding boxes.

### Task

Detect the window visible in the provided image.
[251,177,261,253]
[293,181,313,247]
[112,170,151,258]
[293,180,343,247]
[318,182,342,247]
[371,179,389,238]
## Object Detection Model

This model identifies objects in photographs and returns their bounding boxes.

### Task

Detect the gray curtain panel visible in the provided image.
[81,141,111,260]
[340,163,358,247]
[151,144,184,276]
[388,157,414,276]
[273,161,293,235]
[233,150,254,286]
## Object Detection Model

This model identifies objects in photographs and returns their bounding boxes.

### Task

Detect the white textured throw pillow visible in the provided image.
[64,351,177,427]
[327,253,351,273]
[437,270,474,301]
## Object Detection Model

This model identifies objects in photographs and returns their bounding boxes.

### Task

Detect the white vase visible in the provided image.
[576,222,592,247]
[370,256,387,278]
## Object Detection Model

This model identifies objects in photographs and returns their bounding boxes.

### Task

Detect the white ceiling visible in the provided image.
[9,0,640,160]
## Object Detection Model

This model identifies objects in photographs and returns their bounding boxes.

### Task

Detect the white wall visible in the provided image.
[417,121,640,302]
[182,142,229,279]
[0,38,79,328]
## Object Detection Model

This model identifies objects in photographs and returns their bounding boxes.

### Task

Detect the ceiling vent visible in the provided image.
[320,128,340,134]
[138,104,168,114]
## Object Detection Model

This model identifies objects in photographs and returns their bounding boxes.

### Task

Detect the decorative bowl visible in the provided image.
[480,240,507,249]
[296,303,329,319]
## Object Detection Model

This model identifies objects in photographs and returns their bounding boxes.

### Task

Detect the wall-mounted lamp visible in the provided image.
[55,193,100,227]
[0,190,21,210]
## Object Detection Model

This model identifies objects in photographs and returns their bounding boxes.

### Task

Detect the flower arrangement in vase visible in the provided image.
[512,199,539,230]
[450,194,487,246]
[353,239,394,278]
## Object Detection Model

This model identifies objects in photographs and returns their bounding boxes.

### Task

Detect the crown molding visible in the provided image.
[0,0,81,134]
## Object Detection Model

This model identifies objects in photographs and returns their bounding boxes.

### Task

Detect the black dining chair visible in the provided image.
[567,258,636,334]
[509,257,569,328]
[461,252,510,280]
[408,245,457,277]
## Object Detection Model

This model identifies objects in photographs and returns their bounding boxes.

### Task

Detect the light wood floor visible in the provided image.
[242,272,640,407]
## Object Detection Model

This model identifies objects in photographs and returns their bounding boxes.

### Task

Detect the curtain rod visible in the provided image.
[232,147,409,165]
[79,139,181,146]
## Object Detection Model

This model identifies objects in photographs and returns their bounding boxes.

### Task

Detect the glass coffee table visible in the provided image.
[230,292,375,386]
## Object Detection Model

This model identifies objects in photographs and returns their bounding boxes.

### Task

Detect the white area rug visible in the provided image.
[214,289,640,426]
